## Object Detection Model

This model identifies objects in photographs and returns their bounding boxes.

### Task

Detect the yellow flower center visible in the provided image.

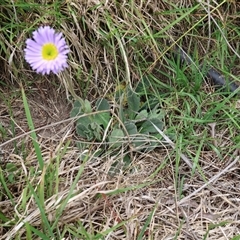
[42,43,58,60]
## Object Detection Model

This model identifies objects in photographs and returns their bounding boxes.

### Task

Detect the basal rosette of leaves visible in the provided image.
[70,79,165,154]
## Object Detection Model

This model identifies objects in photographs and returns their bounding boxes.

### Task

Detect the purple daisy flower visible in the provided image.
[24,26,69,75]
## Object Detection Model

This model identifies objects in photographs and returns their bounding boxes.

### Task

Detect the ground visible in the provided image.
[0,0,240,239]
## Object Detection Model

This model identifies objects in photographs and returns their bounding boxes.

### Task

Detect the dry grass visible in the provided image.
[1,0,240,239]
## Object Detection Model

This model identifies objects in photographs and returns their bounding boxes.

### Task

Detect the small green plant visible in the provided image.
[71,98,111,141]
[71,81,165,152]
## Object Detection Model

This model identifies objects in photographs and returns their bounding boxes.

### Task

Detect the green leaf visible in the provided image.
[76,118,104,141]
[89,122,103,141]
[21,86,44,170]
[148,108,164,120]
[118,105,125,123]
[96,98,110,111]
[135,76,151,94]
[8,173,15,183]
[73,99,109,141]
[95,98,111,128]
[0,211,10,223]
[140,118,164,134]
[127,87,140,119]
[133,136,147,148]
[84,99,92,113]
[135,109,148,120]
[70,100,83,117]
[76,114,92,126]
[76,123,94,140]
[124,122,146,147]
[109,129,125,148]
[94,114,109,129]
[6,163,18,172]
[137,203,157,240]
[71,99,92,116]
[123,154,131,169]
[124,122,138,135]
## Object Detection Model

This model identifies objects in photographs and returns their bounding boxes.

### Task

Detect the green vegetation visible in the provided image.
[0,0,239,239]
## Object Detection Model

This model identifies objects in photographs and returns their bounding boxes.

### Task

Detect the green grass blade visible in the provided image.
[21,85,44,170]
[27,182,54,238]
[27,223,50,240]
[137,204,157,240]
